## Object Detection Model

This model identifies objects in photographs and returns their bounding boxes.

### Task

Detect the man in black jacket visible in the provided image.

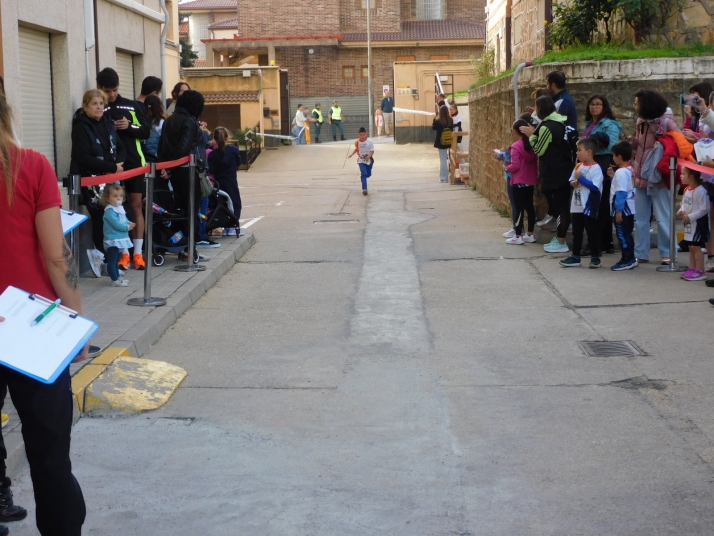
[97,67,151,271]
[158,90,206,254]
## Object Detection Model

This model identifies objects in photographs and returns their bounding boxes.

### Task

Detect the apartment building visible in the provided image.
[0,0,169,179]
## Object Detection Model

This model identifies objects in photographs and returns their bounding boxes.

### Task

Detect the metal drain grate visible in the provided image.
[326,212,351,216]
[578,340,645,357]
[313,220,360,224]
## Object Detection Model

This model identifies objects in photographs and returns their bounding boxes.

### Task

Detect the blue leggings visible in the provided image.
[105,247,120,281]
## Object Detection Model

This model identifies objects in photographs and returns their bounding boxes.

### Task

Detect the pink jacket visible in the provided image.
[631,115,680,189]
[505,139,538,186]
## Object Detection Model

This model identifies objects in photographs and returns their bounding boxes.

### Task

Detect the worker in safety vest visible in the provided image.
[329,101,346,141]
[311,103,324,143]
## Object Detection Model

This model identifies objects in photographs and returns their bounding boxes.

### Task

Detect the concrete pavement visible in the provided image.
[7,140,714,535]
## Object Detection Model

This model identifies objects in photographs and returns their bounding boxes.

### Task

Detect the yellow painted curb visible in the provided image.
[71,347,131,412]
[83,357,187,414]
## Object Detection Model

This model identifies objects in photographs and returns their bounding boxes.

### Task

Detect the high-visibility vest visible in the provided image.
[128,110,146,166]
[312,108,323,123]
[331,107,342,121]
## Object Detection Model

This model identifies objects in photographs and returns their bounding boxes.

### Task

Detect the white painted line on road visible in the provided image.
[276,201,285,206]
[239,216,265,229]
[242,191,289,197]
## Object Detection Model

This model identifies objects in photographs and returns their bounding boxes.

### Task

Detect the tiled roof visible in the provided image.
[202,90,259,103]
[179,22,189,34]
[178,0,237,11]
[194,59,207,67]
[343,20,485,42]
[208,16,238,29]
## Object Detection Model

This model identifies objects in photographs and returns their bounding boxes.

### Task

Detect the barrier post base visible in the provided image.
[174,264,206,272]
[656,262,687,273]
[127,297,168,307]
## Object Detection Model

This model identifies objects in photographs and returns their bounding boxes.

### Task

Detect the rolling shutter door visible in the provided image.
[291,96,369,141]
[115,51,135,97]
[18,27,55,167]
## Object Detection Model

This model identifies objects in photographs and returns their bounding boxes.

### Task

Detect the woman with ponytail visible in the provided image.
[208,126,243,236]
[0,92,87,535]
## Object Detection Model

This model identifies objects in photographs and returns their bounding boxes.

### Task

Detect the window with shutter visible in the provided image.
[115,51,135,97]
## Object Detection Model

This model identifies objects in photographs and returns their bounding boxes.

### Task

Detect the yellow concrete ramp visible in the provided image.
[83,357,187,415]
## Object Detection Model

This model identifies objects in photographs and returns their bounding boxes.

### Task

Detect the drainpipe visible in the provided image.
[258,68,264,144]
[160,0,169,104]
[84,0,96,89]
[513,61,533,116]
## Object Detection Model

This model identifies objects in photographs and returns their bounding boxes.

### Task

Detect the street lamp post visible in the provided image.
[367,0,374,137]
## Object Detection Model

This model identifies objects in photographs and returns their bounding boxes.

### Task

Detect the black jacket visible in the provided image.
[536,119,573,190]
[70,109,126,177]
[104,94,150,170]
[157,107,206,168]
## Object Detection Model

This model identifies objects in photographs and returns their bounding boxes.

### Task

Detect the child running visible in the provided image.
[348,127,375,195]
[608,141,638,271]
[560,137,604,268]
[102,183,135,287]
[504,119,538,244]
[678,166,711,281]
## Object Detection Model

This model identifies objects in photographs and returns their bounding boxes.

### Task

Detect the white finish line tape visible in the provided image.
[393,107,435,117]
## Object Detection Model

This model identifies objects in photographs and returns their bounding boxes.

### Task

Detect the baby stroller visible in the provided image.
[205,187,240,236]
[150,186,193,266]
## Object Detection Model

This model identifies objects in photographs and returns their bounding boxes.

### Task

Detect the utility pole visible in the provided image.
[367,0,374,137]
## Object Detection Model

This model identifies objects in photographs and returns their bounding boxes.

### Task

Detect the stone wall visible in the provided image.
[511,0,545,66]
[468,57,714,215]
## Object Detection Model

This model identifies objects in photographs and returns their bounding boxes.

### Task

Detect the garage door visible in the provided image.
[18,26,55,167]
[290,96,369,141]
[115,51,135,97]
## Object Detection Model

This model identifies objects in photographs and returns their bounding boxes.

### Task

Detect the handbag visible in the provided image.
[198,169,213,197]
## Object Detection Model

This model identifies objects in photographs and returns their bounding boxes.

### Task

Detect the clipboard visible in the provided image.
[0,286,98,384]
[61,209,88,235]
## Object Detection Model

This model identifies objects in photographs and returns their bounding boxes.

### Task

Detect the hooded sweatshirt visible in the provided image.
[529,112,573,190]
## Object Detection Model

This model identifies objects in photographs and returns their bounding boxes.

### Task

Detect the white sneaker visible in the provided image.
[503,229,516,238]
[536,215,553,227]
[705,257,714,272]
[522,234,537,243]
[100,264,125,277]
[111,278,129,287]
[506,236,524,245]
[544,238,570,253]
[86,249,103,278]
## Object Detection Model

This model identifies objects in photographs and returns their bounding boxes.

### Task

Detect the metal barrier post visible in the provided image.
[174,154,206,272]
[128,163,168,306]
[657,156,686,273]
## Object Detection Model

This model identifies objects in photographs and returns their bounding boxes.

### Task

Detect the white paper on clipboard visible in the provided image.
[61,209,88,235]
[0,286,98,384]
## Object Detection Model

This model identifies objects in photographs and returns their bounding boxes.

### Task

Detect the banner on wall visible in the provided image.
[383,85,390,95]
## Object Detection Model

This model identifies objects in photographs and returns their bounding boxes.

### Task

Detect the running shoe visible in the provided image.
[0,477,27,522]
[111,278,129,287]
[503,229,516,238]
[117,253,130,271]
[363,190,368,195]
[86,249,103,278]
[196,239,220,249]
[681,268,696,280]
[686,269,707,281]
[522,234,537,243]
[559,255,581,267]
[222,228,237,237]
[506,236,524,245]
[660,258,671,266]
[611,258,638,271]
[132,254,146,270]
[536,215,553,227]
[589,257,602,269]
[705,257,714,272]
[544,238,570,253]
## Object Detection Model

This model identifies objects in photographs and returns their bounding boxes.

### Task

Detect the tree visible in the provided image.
[180,37,199,68]
[549,0,619,47]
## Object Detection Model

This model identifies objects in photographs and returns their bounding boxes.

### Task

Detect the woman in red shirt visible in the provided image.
[0,92,87,535]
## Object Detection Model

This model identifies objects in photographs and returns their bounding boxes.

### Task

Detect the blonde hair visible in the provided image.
[81,89,108,113]
[0,92,19,205]
[101,183,126,206]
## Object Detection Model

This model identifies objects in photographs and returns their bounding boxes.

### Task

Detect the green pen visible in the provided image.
[31,299,61,326]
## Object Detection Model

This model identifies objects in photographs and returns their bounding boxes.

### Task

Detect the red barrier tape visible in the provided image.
[677,158,714,175]
[80,156,191,187]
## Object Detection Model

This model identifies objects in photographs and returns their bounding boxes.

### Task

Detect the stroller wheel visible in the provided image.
[153,253,165,266]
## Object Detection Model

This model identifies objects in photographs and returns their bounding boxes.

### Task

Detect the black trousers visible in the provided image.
[544,184,571,239]
[513,185,536,235]
[594,154,615,250]
[572,212,602,258]
[615,214,636,262]
[169,166,202,242]
[0,368,85,536]
[217,175,242,221]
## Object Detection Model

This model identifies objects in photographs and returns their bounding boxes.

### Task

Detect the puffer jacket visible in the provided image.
[157,107,206,169]
[632,115,680,189]
[584,117,622,155]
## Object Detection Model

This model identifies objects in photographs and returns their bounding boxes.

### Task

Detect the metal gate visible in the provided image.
[290,95,369,141]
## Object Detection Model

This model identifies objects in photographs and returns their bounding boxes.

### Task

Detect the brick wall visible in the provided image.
[340,0,401,33]
[447,0,486,23]
[280,45,479,100]
[468,57,714,216]
[238,0,341,37]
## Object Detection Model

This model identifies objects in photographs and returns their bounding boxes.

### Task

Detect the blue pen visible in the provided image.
[31,299,61,326]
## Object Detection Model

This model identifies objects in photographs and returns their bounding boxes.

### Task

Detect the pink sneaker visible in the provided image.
[681,268,696,280]
[683,269,707,281]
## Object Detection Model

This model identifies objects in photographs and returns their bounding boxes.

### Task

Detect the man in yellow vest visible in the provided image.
[311,103,324,143]
[329,101,346,141]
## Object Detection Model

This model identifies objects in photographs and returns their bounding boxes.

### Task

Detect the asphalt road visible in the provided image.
[9,139,714,535]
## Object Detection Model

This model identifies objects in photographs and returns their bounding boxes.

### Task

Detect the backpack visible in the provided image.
[440,126,453,147]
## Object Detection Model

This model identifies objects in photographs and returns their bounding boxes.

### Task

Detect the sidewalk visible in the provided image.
[2,232,256,478]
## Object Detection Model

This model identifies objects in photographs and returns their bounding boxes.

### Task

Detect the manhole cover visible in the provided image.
[313,220,360,224]
[578,341,645,357]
